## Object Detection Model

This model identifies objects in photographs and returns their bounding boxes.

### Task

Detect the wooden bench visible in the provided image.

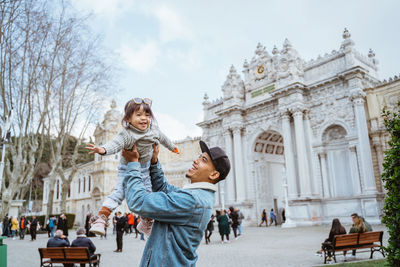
[323,231,385,264]
[38,247,101,267]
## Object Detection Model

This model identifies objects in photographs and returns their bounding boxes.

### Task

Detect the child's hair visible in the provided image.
[122,99,155,128]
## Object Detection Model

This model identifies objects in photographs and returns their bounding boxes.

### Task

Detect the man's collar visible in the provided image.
[183,182,217,192]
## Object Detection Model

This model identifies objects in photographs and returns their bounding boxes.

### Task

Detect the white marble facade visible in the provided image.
[198,29,388,226]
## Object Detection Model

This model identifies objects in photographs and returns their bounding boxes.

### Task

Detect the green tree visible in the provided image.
[382,102,400,267]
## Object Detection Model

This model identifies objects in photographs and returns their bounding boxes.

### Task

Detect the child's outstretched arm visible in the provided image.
[158,130,180,154]
[86,130,129,156]
[85,144,106,155]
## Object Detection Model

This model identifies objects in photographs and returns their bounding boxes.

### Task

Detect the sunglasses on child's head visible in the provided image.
[132,97,152,107]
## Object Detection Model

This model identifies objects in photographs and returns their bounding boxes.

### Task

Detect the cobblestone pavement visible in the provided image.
[4,224,387,267]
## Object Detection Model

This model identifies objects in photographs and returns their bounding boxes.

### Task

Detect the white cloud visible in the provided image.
[154,111,202,141]
[148,4,194,43]
[71,0,133,21]
[166,47,203,71]
[117,41,160,72]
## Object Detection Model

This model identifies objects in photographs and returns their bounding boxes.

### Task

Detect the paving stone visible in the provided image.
[4,224,387,267]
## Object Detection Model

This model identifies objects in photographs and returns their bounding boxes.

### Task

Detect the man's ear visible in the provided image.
[209,170,220,183]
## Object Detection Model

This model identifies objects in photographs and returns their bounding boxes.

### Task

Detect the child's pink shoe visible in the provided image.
[137,218,153,236]
[89,215,107,236]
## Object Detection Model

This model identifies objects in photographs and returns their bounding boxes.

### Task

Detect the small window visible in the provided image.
[88,176,91,192]
[56,180,60,200]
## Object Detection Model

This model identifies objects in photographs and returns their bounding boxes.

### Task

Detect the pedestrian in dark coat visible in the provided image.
[47,229,72,267]
[2,214,9,237]
[29,216,38,241]
[47,229,70,247]
[217,210,230,243]
[229,206,239,239]
[71,227,98,267]
[204,215,215,244]
[114,211,127,252]
[57,214,68,236]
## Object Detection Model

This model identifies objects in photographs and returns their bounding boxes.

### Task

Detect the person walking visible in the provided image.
[133,214,139,238]
[269,208,277,226]
[57,214,68,237]
[128,213,134,234]
[236,208,244,236]
[10,216,18,240]
[217,210,230,243]
[19,216,27,240]
[259,209,268,227]
[205,214,215,244]
[229,206,239,239]
[124,213,130,235]
[114,211,127,252]
[281,208,286,223]
[2,214,9,237]
[122,140,230,266]
[112,212,117,235]
[71,227,98,267]
[29,216,38,241]
[49,216,57,237]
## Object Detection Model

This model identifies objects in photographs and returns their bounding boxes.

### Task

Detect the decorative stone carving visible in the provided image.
[222,65,245,101]
[322,125,347,143]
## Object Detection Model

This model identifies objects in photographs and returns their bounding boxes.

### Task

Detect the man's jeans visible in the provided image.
[50,227,56,237]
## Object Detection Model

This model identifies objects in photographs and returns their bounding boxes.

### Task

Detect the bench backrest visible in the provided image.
[64,247,90,260]
[358,231,382,245]
[39,248,65,260]
[334,233,358,247]
[39,247,91,260]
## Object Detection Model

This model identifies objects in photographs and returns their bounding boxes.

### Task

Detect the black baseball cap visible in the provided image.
[199,140,231,180]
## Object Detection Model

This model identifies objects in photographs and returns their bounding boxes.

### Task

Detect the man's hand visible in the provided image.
[151,143,160,165]
[122,143,139,162]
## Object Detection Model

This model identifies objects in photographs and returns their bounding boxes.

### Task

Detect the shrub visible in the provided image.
[26,213,75,229]
[381,102,400,267]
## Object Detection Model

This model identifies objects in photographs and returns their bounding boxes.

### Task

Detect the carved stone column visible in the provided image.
[352,94,377,193]
[292,109,312,197]
[224,130,235,203]
[281,112,298,198]
[232,127,246,202]
[349,145,362,195]
[372,136,384,176]
[318,152,330,198]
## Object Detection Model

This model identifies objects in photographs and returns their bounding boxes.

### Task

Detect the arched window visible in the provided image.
[321,125,358,197]
[88,176,91,192]
[78,179,81,194]
[83,177,86,192]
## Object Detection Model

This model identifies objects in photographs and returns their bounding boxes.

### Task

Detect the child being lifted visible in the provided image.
[85,98,179,236]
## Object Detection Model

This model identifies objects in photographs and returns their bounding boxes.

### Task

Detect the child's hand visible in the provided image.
[85,143,106,155]
[172,147,180,154]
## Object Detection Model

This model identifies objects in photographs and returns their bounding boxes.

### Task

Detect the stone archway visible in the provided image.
[253,130,285,223]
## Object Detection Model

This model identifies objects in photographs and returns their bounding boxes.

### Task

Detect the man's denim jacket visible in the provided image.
[123,161,216,267]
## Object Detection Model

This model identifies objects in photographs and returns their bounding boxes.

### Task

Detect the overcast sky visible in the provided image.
[70,0,400,141]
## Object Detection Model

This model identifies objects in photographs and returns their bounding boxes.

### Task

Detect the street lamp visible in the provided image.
[0,107,14,194]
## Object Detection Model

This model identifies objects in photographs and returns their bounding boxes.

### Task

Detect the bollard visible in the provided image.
[0,236,6,267]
